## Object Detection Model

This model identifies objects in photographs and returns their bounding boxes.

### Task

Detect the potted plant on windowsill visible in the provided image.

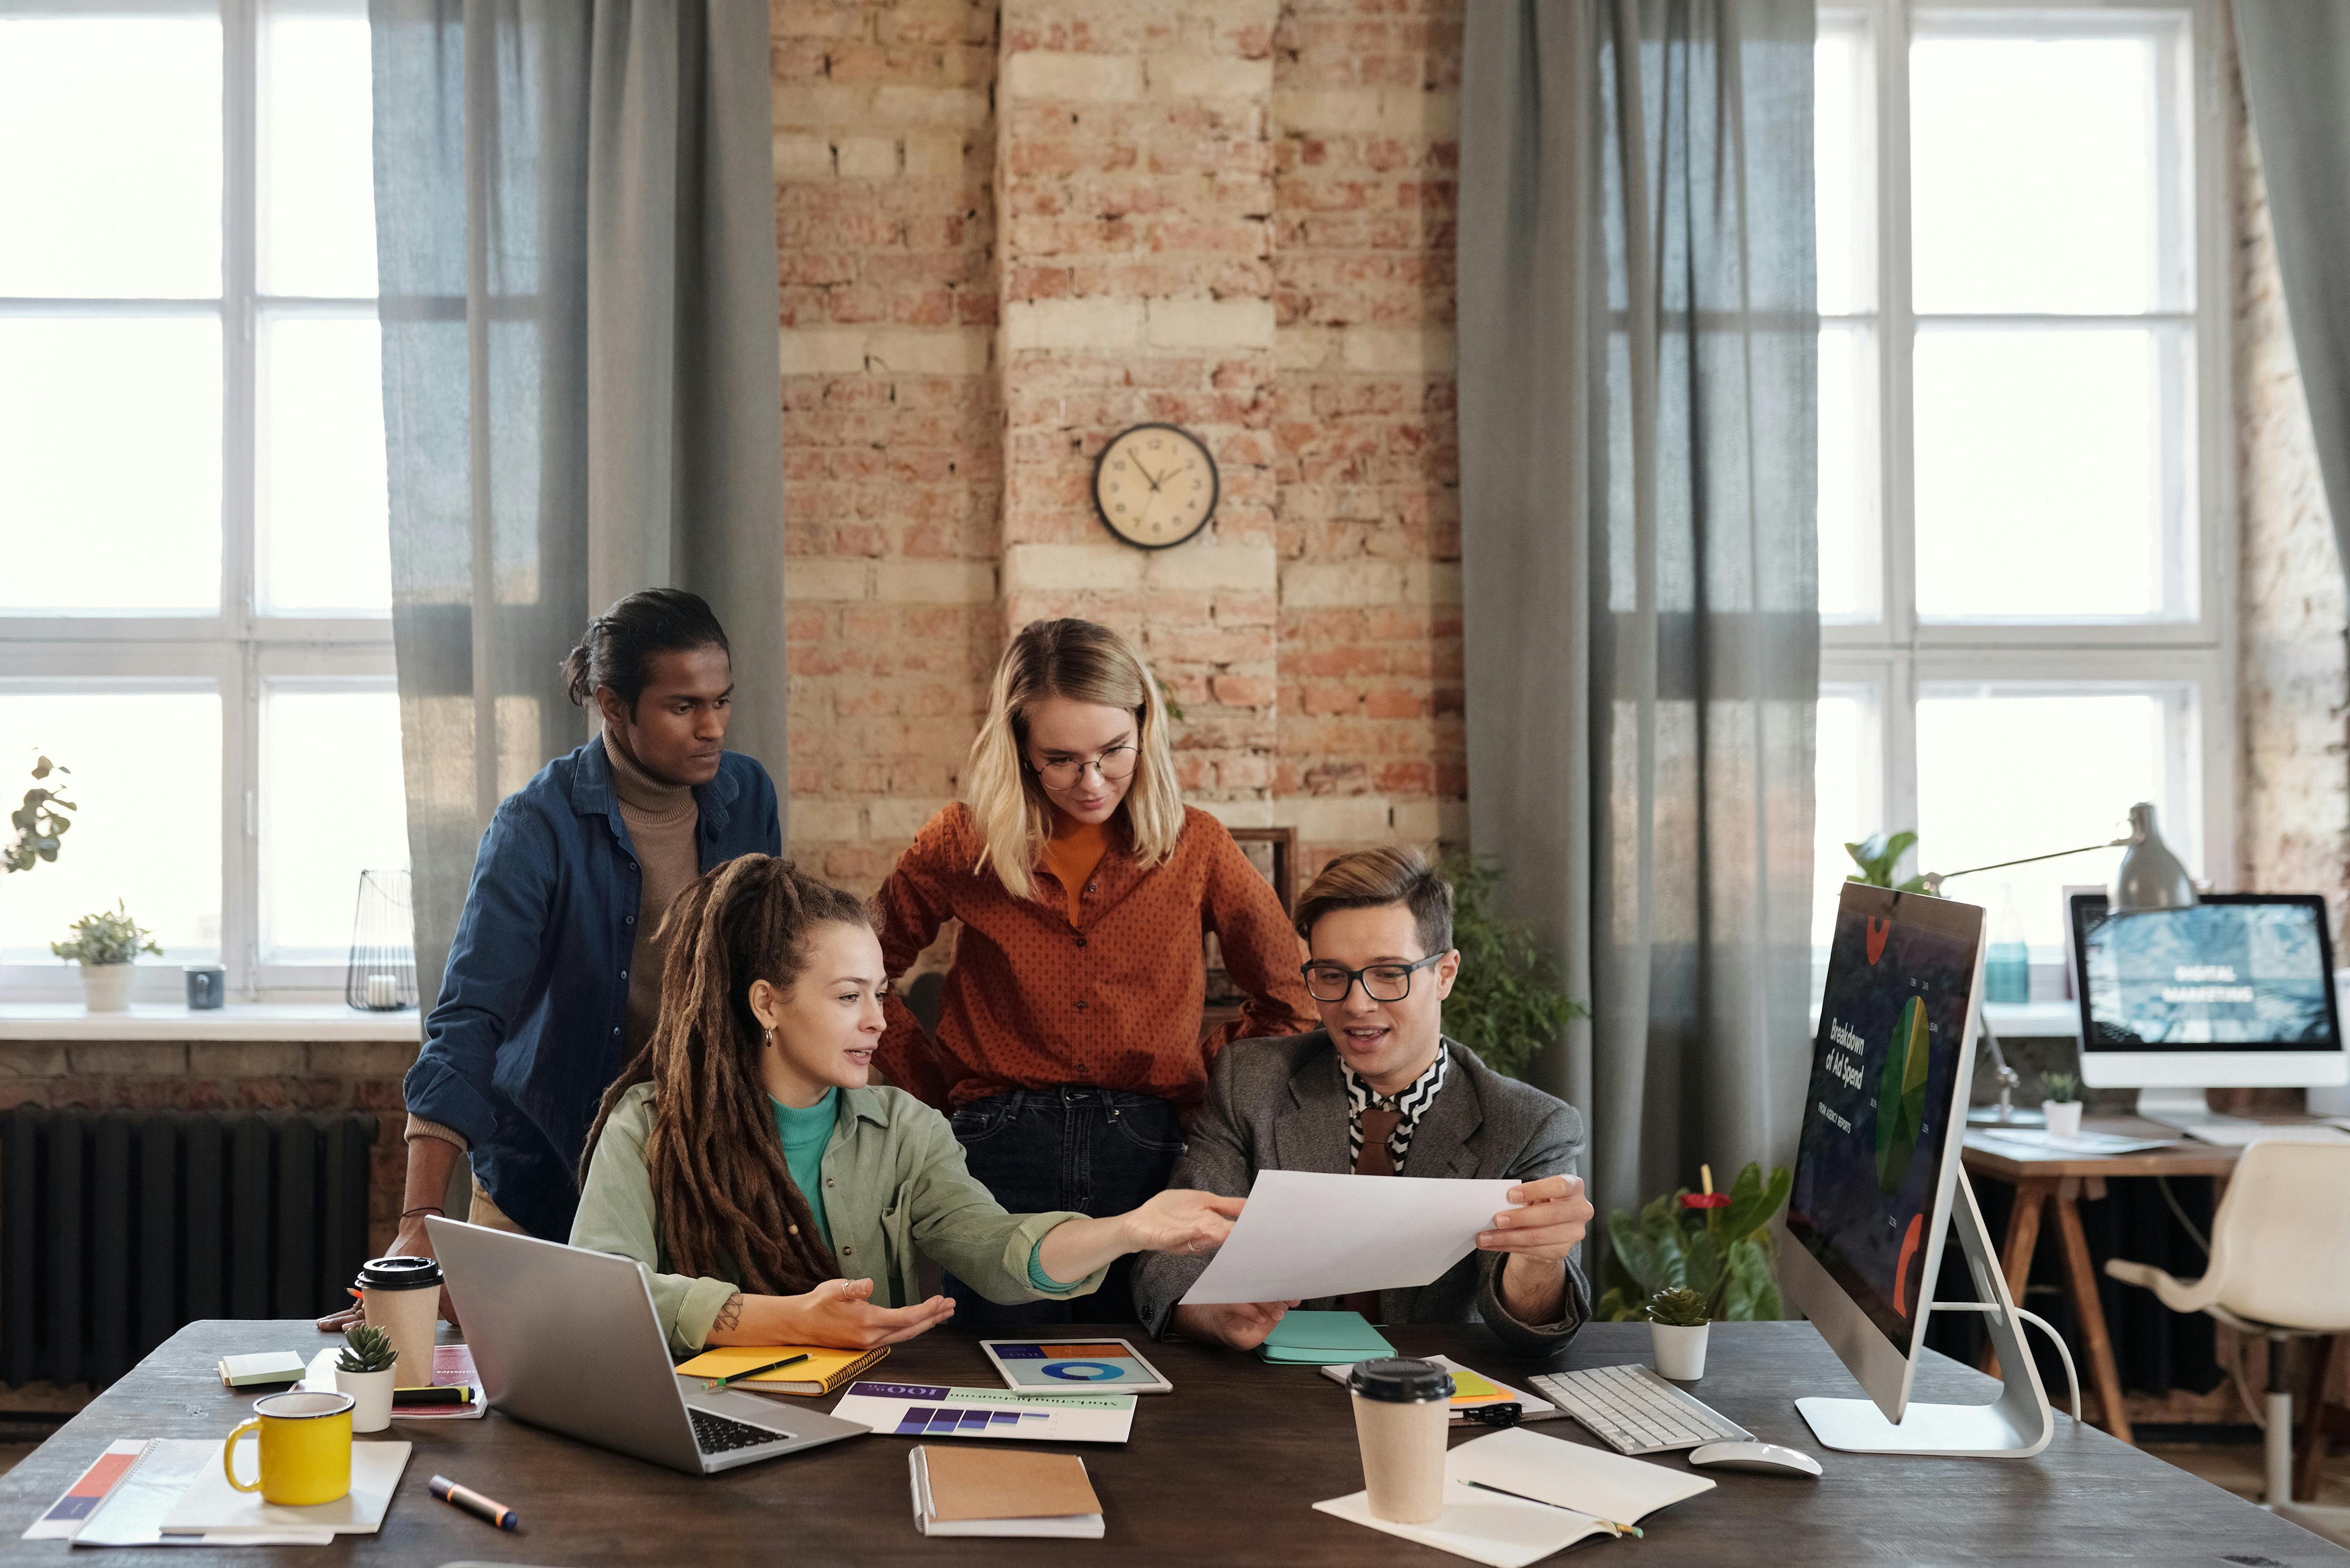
[2040,1071,2084,1139]
[50,901,161,1013]
[1645,1286,1712,1380]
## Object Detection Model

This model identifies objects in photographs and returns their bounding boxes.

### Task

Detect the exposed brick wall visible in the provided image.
[2229,34,2350,941]
[776,0,1467,889]
[0,1042,415,1254]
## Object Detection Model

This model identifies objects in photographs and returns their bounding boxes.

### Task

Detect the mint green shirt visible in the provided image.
[770,1090,838,1250]
[572,1082,1103,1354]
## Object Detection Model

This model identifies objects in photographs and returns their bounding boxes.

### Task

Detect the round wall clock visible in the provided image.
[1091,423,1219,549]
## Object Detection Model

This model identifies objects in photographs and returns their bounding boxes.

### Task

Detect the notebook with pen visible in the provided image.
[672,1343,889,1396]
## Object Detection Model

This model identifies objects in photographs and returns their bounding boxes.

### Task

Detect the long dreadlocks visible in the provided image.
[580,855,869,1296]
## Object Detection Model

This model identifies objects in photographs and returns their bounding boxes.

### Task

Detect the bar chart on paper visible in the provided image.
[828,1383,1136,1444]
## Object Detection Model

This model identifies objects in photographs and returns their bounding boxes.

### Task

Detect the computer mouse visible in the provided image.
[1686,1441,1824,1476]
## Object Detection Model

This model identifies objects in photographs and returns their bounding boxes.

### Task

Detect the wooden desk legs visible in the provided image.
[1980,1175,2134,1444]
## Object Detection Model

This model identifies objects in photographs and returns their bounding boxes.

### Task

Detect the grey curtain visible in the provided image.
[2235,1,2350,571]
[1458,1,1818,1225]
[372,0,786,1006]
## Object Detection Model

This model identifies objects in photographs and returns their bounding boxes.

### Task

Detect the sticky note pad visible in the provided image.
[1259,1311,1396,1365]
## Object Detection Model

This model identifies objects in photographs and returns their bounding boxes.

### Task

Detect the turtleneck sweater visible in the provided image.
[604,730,701,1058]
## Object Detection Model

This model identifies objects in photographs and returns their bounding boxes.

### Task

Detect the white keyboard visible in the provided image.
[1528,1363,1753,1456]
[2171,1120,2350,1148]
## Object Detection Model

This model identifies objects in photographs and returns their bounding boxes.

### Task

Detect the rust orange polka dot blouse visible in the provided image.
[871,804,1316,1111]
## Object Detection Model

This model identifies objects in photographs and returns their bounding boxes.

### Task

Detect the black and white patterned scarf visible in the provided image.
[1341,1044,1450,1171]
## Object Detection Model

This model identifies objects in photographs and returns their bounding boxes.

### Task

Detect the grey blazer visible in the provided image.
[1132,1031,1591,1357]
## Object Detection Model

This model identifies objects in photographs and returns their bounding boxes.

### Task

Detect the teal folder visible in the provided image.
[1258,1311,1396,1365]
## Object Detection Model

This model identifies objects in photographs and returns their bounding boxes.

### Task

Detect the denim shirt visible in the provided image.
[401,737,780,1240]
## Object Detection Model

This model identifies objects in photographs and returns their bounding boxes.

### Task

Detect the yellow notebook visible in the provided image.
[672,1343,889,1396]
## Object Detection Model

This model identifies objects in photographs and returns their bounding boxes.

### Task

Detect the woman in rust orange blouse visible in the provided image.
[872,617,1314,1325]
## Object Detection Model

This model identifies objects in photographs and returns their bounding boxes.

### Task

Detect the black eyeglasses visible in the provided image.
[1299,952,1446,1004]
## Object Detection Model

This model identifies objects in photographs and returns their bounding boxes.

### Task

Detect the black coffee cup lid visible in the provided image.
[1347,1357,1455,1404]
[357,1255,443,1290]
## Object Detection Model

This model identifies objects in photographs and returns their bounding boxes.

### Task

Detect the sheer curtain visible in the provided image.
[1458,0,1818,1218]
[2235,1,2350,570]
[370,0,786,1003]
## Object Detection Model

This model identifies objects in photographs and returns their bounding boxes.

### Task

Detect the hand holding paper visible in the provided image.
[1178,1169,1520,1306]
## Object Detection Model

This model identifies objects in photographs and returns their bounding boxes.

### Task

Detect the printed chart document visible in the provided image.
[1181,1169,1518,1305]
[830,1382,1135,1443]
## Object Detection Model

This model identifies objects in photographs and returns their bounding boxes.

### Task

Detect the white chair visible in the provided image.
[2105,1139,2350,1545]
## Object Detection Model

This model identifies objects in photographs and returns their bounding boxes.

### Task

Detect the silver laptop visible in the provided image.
[429,1217,868,1474]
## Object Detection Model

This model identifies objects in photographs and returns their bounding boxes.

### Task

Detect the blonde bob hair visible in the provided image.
[964,618,1184,900]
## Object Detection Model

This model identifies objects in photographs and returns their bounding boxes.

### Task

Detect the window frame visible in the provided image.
[0,0,393,1002]
[1818,0,2239,955]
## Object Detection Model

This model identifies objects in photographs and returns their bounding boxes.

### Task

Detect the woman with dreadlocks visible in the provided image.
[571,855,1245,1352]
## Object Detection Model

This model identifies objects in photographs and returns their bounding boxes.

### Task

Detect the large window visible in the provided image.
[0,0,401,1000]
[1812,1,2233,987]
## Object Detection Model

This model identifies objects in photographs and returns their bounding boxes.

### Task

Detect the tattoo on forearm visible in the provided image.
[715,1293,743,1333]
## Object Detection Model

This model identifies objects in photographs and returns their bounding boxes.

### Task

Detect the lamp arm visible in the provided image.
[1920,838,2125,895]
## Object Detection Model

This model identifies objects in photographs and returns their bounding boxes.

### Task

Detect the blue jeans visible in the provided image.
[945,1087,1186,1326]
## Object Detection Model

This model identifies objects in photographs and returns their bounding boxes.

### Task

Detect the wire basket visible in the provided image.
[345,869,419,1012]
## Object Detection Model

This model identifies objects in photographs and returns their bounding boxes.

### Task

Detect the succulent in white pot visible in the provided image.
[50,901,160,1013]
[2040,1071,2084,1139]
[335,1324,399,1433]
[1646,1286,1712,1381]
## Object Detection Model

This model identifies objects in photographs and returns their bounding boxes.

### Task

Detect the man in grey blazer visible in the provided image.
[1134,848,1594,1357]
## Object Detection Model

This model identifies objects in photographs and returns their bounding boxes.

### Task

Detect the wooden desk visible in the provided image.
[4,1319,2342,1565]
[1961,1115,2245,1445]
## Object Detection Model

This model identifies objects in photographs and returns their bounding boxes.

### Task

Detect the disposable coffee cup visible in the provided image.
[1348,1357,1454,1523]
[358,1255,443,1389]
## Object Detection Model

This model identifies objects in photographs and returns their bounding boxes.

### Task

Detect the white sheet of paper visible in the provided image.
[1180,1169,1519,1305]
[69,1439,337,1548]
[161,1441,410,1537]
[1313,1482,1603,1567]
[1445,1427,1713,1523]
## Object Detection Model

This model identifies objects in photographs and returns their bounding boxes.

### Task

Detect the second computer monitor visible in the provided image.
[2070,892,2347,1091]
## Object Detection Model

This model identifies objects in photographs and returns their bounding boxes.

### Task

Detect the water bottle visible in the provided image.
[1984,883,2030,1004]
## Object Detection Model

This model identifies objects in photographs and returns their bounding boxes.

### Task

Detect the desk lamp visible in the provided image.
[1918,803,2198,1127]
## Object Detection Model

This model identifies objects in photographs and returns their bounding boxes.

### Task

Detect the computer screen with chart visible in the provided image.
[1785,884,1983,1369]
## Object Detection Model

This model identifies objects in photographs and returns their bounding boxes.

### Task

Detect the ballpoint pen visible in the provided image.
[1460,1480,1644,1538]
[703,1352,810,1391]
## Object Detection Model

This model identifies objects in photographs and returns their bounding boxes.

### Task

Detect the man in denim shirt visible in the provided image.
[321,591,778,1329]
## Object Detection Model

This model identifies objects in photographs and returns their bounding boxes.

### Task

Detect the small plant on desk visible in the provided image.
[1645,1287,1712,1381]
[2041,1071,2084,1138]
[336,1324,399,1433]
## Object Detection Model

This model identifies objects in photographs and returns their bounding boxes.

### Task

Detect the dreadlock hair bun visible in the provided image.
[580,855,872,1297]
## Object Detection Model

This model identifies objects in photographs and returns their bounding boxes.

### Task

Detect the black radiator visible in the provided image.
[0,1108,378,1388]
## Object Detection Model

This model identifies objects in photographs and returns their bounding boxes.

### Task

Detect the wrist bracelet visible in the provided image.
[400,1205,446,1220]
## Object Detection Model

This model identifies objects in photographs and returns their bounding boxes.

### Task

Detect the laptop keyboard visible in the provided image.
[691,1407,785,1455]
[1528,1363,1753,1455]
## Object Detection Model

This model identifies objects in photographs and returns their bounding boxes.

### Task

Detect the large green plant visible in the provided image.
[1596,1161,1794,1322]
[51,901,161,967]
[1438,855,1586,1081]
[5,757,75,875]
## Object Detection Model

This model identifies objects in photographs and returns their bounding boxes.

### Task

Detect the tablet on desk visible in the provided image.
[980,1339,1174,1395]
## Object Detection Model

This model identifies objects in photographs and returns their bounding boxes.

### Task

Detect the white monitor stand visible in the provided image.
[1796,1172,2055,1458]
[2133,1085,2237,1136]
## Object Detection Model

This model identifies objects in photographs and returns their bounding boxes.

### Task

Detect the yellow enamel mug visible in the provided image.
[222,1390,354,1506]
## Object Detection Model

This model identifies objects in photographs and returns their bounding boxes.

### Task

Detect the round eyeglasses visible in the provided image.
[1030,744,1139,792]
[1299,952,1446,1004]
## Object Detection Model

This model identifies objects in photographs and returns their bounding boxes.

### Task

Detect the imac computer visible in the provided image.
[1780,882,2055,1457]
[2068,892,2348,1135]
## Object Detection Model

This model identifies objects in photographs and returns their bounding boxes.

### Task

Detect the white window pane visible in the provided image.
[258,314,392,615]
[1911,31,2178,315]
[261,686,408,960]
[1812,691,1881,951]
[259,6,378,297]
[1818,322,1876,620]
[0,16,222,298]
[1912,328,2184,620]
[1815,19,1871,317]
[0,318,222,613]
[0,694,221,960]
[1916,691,2185,952]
